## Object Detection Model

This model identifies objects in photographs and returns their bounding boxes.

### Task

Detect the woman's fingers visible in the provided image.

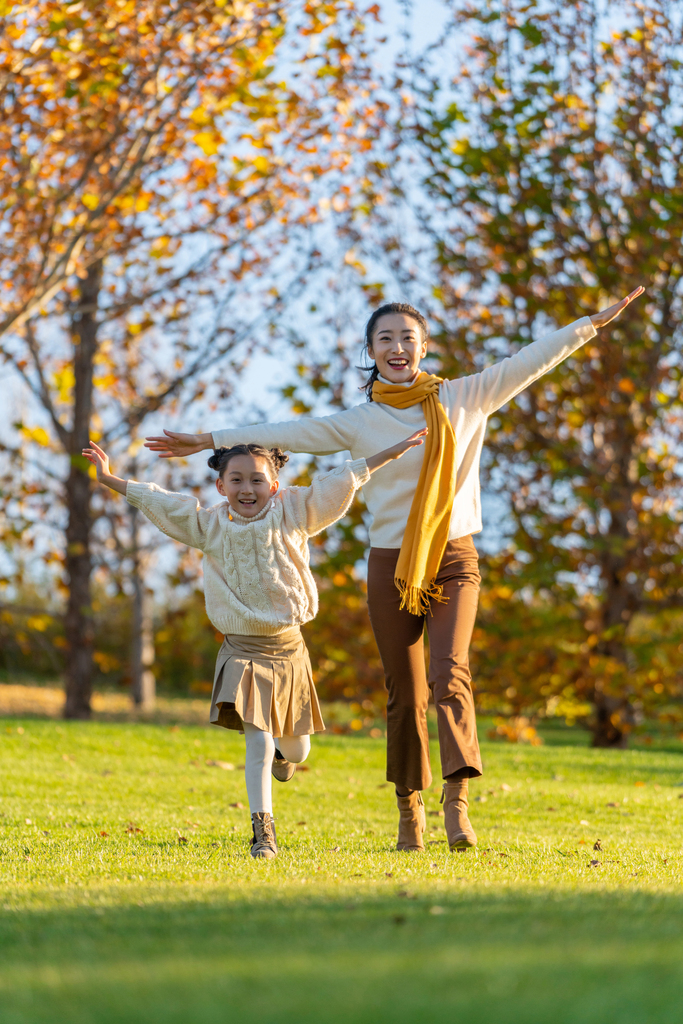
[591,286,645,328]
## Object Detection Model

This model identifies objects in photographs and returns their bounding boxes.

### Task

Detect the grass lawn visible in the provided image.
[1,712,683,1023]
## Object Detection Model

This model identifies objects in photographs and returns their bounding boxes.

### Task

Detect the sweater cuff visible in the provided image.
[349,457,370,487]
[125,480,151,507]
[577,315,597,341]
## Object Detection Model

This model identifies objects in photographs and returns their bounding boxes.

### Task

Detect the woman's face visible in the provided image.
[216,454,279,517]
[368,313,427,384]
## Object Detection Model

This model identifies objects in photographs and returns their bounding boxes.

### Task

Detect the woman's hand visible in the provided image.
[82,441,128,496]
[144,430,213,458]
[366,429,428,474]
[590,286,645,329]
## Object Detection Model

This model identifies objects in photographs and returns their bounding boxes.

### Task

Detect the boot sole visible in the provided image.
[449,838,476,851]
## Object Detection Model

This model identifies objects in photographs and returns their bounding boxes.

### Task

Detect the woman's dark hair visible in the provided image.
[359,302,429,401]
[207,443,289,478]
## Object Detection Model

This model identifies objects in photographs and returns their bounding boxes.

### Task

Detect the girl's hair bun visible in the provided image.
[270,447,289,470]
[207,447,229,471]
[207,443,289,478]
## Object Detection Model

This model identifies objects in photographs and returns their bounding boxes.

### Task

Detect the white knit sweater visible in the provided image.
[213,317,597,547]
[126,459,370,636]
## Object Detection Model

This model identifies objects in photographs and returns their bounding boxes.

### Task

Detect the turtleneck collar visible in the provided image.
[377,371,420,387]
[226,498,276,525]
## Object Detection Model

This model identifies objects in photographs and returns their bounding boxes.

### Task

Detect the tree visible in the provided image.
[0,0,383,717]
[391,0,683,744]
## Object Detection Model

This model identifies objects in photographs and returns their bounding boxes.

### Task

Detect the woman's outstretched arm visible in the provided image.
[452,286,644,417]
[144,406,363,460]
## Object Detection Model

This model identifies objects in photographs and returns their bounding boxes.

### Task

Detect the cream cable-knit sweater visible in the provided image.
[126,458,370,636]
[213,317,597,547]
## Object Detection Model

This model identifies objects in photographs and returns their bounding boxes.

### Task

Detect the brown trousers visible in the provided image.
[367,537,482,792]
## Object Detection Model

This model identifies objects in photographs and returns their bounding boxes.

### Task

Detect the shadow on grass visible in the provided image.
[2,888,683,1024]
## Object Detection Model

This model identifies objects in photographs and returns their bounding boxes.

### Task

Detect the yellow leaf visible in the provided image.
[193,131,220,156]
[253,155,269,174]
[82,193,99,210]
[135,192,152,213]
[20,425,50,447]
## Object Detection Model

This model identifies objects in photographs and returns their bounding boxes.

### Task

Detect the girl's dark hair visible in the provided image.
[358,302,429,401]
[207,443,289,478]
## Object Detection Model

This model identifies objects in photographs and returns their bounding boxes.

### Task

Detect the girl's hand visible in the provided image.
[144,430,213,458]
[82,440,111,480]
[366,429,428,474]
[82,441,128,496]
[590,286,645,329]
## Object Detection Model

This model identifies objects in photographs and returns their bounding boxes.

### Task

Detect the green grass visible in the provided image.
[1,715,683,1023]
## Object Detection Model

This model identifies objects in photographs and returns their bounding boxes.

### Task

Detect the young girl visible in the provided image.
[145,286,644,854]
[82,431,426,859]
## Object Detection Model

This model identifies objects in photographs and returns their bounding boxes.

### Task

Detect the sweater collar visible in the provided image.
[377,372,420,387]
[226,498,276,525]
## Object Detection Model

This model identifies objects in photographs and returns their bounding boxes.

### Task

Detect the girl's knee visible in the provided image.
[277,735,311,763]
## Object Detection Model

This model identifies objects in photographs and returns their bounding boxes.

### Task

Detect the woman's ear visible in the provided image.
[216,477,226,497]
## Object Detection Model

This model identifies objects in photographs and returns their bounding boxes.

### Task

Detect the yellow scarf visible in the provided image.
[372,372,457,615]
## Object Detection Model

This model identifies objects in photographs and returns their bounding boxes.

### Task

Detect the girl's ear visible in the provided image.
[216,477,226,497]
[270,479,280,496]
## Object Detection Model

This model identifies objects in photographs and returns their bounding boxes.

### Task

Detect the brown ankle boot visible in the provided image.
[441,780,477,850]
[396,790,426,852]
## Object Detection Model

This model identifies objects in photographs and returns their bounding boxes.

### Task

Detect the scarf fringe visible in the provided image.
[396,578,449,617]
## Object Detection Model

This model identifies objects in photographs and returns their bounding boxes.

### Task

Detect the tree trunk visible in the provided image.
[63,260,102,719]
[591,510,639,748]
[129,501,156,709]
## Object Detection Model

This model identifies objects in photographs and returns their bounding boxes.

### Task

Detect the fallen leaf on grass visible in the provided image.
[296,765,310,772]
[593,839,602,851]
[296,821,307,826]
[377,783,389,789]
[428,810,443,817]
[430,863,438,869]
[125,823,143,834]
[385,872,393,878]
[211,842,220,848]
[42,831,49,837]
[635,781,646,787]
[99,831,109,838]
[25,818,32,825]
[229,802,244,810]
[579,820,590,825]
[577,839,586,845]
[177,831,189,844]
[546,807,556,811]
[329,846,340,852]
[589,860,600,867]
[501,783,511,791]
[607,802,620,807]
[206,760,235,770]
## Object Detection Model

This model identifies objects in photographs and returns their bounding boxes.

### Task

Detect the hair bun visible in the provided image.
[207,447,229,471]
[270,447,289,470]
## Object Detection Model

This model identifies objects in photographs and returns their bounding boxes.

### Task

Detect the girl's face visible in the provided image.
[216,454,279,517]
[368,313,427,384]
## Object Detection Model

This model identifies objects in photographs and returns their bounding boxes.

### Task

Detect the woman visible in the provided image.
[146,286,644,853]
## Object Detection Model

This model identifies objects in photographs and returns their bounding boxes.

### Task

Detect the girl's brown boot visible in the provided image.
[441,780,477,850]
[396,790,426,852]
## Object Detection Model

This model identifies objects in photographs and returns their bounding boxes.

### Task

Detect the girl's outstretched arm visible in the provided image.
[82,441,128,495]
[288,429,428,537]
[83,441,218,552]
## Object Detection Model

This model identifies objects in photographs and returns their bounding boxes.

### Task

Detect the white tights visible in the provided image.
[242,721,311,815]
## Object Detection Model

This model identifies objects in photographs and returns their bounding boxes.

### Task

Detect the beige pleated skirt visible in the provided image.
[209,626,325,737]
